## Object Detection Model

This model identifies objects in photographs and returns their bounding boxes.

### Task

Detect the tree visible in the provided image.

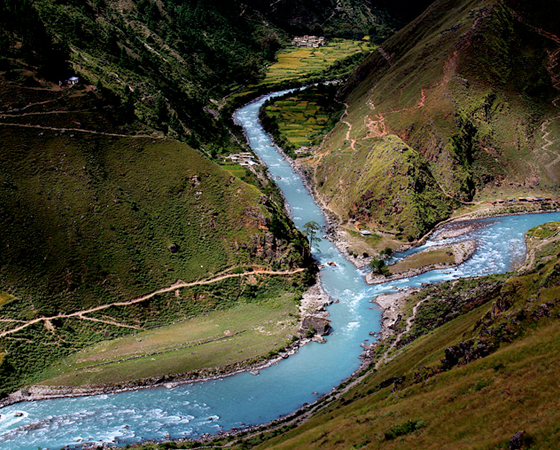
[369,257,386,274]
[370,247,393,275]
[380,247,393,258]
[303,221,322,250]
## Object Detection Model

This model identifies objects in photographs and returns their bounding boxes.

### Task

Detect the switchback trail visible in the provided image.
[339,102,357,151]
[512,9,560,182]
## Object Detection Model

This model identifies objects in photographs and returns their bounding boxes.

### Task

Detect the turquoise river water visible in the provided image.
[1,89,559,450]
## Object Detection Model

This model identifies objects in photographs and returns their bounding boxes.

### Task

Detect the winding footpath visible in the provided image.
[512,9,560,181]
[0,122,162,139]
[0,268,304,339]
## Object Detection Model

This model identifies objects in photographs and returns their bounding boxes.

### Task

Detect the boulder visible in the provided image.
[509,430,526,450]
[300,315,331,336]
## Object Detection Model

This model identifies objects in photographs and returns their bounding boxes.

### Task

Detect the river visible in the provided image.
[0,89,559,450]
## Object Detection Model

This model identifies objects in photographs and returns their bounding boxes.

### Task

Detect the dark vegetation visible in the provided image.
[394,275,507,347]
[243,0,434,43]
[0,0,70,80]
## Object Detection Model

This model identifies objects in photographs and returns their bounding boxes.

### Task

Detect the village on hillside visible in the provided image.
[291,35,326,48]
[225,152,260,167]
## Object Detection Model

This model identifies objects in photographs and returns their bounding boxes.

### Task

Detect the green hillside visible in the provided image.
[0,76,313,395]
[301,0,560,240]
[0,0,420,396]
[2,0,560,448]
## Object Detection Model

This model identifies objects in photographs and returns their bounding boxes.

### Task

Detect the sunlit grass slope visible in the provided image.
[309,0,560,239]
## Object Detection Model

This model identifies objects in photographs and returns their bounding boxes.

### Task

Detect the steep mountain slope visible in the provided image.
[309,0,560,239]
[243,0,387,41]
[244,0,435,41]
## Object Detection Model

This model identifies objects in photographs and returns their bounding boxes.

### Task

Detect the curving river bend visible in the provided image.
[1,90,559,450]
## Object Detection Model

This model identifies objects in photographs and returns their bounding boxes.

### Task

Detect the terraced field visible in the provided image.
[264,38,373,85]
[260,84,344,156]
[265,98,331,148]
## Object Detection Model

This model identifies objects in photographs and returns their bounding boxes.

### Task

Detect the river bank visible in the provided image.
[0,280,333,410]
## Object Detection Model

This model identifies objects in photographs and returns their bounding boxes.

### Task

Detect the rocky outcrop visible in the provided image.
[301,316,331,337]
[509,430,527,450]
[440,340,490,368]
[298,282,332,340]
[373,290,416,340]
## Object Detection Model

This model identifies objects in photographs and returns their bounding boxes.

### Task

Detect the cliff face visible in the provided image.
[312,0,560,238]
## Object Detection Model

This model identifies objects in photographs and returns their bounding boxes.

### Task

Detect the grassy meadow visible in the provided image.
[253,313,560,450]
[38,291,300,387]
[387,247,456,275]
[315,134,457,240]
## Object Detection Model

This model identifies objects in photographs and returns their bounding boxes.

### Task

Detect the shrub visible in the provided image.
[384,419,427,440]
